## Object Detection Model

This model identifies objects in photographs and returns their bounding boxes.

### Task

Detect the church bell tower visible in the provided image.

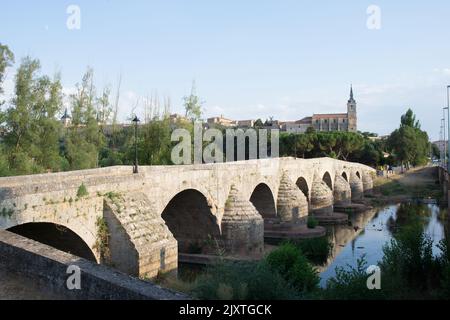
[347,85,357,132]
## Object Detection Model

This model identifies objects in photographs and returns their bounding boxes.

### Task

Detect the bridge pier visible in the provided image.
[276,173,309,223]
[310,179,334,215]
[311,180,348,224]
[104,192,178,278]
[349,171,364,201]
[333,175,352,206]
[221,186,264,257]
[362,171,374,195]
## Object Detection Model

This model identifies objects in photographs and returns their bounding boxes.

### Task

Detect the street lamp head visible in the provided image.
[132,115,140,123]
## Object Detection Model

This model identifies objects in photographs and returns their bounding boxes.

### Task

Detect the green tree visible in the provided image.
[138,118,172,165]
[431,143,441,160]
[253,118,264,129]
[401,108,421,129]
[0,43,14,98]
[387,109,430,168]
[183,81,203,121]
[63,67,105,170]
[1,57,63,175]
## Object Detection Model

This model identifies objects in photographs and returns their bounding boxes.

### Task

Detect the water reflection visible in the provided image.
[319,203,449,287]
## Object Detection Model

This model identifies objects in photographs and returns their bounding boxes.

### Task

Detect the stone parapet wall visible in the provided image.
[0,230,187,300]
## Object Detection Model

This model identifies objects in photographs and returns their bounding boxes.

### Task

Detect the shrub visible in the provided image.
[438,238,450,298]
[380,222,438,297]
[324,256,386,300]
[193,261,300,300]
[294,237,333,265]
[265,243,319,293]
[307,216,318,229]
[77,183,89,198]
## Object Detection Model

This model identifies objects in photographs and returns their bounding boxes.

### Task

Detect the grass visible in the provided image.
[373,175,442,201]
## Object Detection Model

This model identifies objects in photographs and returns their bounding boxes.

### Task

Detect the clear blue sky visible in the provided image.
[2,0,450,140]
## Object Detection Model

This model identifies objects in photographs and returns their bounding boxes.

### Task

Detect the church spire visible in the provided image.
[348,84,355,103]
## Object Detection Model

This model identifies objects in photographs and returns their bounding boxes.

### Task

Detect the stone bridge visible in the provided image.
[0,157,374,279]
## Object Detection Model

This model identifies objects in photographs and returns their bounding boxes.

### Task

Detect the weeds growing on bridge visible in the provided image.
[93,217,111,264]
[307,216,319,229]
[0,207,14,218]
[76,183,89,198]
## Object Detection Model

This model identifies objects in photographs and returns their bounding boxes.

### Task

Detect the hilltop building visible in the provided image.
[282,86,358,133]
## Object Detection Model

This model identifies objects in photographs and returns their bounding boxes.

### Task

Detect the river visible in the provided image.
[319,202,448,287]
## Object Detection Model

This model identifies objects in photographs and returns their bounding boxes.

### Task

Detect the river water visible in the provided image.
[319,203,448,287]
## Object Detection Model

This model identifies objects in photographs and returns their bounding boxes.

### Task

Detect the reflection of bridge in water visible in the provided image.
[316,208,380,273]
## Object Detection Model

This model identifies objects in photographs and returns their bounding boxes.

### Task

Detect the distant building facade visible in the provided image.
[236,119,255,128]
[207,115,237,128]
[282,86,358,134]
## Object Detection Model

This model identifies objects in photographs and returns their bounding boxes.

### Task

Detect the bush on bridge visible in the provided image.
[307,216,319,229]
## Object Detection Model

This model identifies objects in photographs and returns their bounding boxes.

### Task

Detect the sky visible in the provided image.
[1,0,450,140]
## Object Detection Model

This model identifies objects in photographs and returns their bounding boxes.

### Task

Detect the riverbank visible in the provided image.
[369,166,441,206]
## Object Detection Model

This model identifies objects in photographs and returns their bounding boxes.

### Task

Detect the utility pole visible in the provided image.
[441,120,444,168]
[446,85,450,171]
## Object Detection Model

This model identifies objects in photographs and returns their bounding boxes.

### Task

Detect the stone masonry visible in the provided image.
[0,157,374,278]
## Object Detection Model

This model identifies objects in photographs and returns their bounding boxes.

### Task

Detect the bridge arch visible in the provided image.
[161,189,220,254]
[7,222,97,262]
[322,172,333,190]
[355,171,361,179]
[342,172,348,182]
[296,177,310,201]
[249,183,277,219]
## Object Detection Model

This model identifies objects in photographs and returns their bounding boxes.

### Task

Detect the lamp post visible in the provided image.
[443,116,446,168]
[440,120,444,168]
[443,108,447,169]
[132,115,140,174]
[447,85,450,171]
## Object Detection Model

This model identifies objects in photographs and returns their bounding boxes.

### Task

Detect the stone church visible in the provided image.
[284,86,358,133]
